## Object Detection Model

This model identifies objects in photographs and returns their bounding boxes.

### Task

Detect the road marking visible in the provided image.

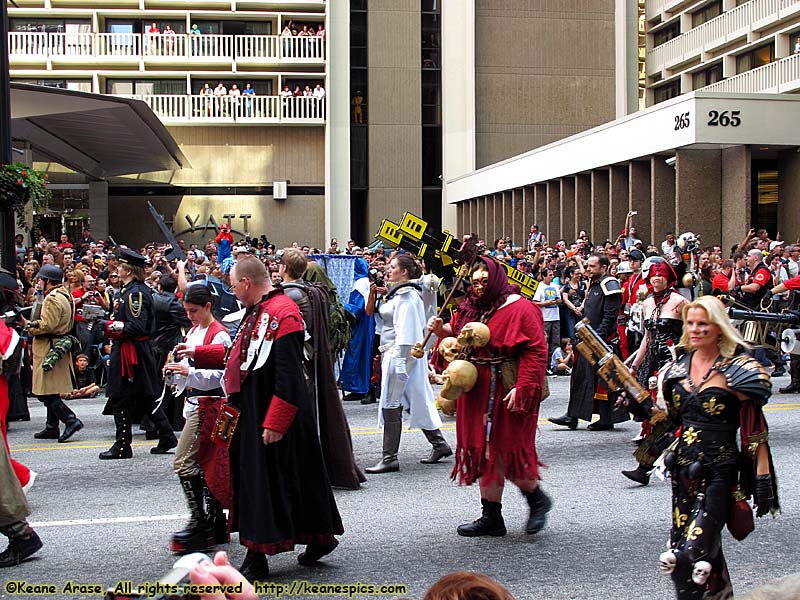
[10,404,800,452]
[30,514,187,528]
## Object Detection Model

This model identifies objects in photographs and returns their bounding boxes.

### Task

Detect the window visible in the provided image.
[692,0,722,28]
[692,63,723,89]
[791,31,800,55]
[10,18,90,33]
[106,79,185,95]
[736,43,775,74]
[653,21,680,48]
[653,80,680,104]
[13,78,91,92]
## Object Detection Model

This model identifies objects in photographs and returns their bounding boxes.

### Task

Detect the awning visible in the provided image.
[10,83,189,179]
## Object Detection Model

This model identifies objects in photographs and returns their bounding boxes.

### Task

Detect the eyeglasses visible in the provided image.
[226,276,248,293]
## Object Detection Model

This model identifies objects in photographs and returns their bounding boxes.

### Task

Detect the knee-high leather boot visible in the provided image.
[365,407,403,474]
[99,410,132,459]
[420,428,453,464]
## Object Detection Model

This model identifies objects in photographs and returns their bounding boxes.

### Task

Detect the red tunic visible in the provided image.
[451,297,547,486]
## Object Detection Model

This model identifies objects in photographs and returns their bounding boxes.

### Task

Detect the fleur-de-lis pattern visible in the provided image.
[702,397,725,416]
[686,519,703,540]
[673,508,688,528]
[682,426,700,446]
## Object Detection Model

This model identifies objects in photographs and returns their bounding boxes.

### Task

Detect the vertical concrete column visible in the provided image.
[721,146,751,255]
[576,174,591,238]
[470,198,478,235]
[503,191,514,244]
[512,188,524,247]
[629,161,652,246]
[778,149,800,245]
[534,183,547,237]
[522,186,535,240]
[560,177,576,243]
[89,181,109,241]
[493,193,504,240]
[478,197,486,240]
[327,0,350,243]
[675,149,722,249]
[546,181,560,243]
[456,202,465,237]
[609,165,629,242]
[591,170,610,244]
[651,156,676,244]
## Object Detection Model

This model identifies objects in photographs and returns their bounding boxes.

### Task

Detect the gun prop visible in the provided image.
[574,319,651,407]
[729,307,800,351]
[147,201,187,262]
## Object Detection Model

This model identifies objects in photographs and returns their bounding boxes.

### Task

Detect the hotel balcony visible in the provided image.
[7,31,326,66]
[647,0,800,77]
[701,51,800,93]
[113,94,326,125]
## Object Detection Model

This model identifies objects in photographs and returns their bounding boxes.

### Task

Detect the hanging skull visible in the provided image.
[438,337,463,363]
[691,561,712,586]
[440,360,478,400]
[658,550,676,575]
[456,322,491,348]
[437,393,456,416]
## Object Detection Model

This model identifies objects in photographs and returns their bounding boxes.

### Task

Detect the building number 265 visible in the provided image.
[674,112,690,130]
[707,110,741,127]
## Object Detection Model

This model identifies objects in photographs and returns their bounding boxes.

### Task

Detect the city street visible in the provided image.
[4,375,799,599]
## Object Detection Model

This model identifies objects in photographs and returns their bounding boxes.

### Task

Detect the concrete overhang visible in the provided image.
[10,83,189,179]
[446,92,800,203]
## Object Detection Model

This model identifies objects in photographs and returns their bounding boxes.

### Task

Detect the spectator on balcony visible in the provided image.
[189,23,201,54]
[213,82,227,117]
[147,22,159,54]
[163,25,176,55]
[242,83,255,117]
[795,38,800,54]
[316,24,325,40]
[352,91,364,124]
[313,84,325,100]
[190,23,201,36]
[292,84,302,97]
[229,84,241,119]
[303,85,313,97]
[280,84,293,118]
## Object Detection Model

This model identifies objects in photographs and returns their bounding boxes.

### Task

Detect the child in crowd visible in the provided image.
[550,338,573,375]
[62,354,100,400]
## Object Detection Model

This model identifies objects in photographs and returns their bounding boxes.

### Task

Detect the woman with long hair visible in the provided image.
[560,264,585,339]
[365,253,451,474]
[623,259,687,485]
[654,295,779,599]
[163,284,231,554]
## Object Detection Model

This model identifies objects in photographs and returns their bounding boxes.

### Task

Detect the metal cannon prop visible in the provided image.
[729,307,800,354]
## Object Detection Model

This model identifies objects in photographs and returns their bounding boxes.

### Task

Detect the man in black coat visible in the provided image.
[550,253,627,430]
[99,248,178,459]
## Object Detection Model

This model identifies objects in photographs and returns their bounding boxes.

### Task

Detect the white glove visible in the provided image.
[110,321,124,333]
[395,357,409,383]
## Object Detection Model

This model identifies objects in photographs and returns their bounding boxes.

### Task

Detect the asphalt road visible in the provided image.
[3,375,799,600]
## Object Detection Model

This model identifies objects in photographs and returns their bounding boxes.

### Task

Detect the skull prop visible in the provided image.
[456,322,491,349]
[440,360,478,400]
[437,393,457,416]
[691,561,712,586]
[658,550,677,575]
[438,337,463,363]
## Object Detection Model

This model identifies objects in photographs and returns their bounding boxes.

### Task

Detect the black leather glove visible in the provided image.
[754,473,774,517]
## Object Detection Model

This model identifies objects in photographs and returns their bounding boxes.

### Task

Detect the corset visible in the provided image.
[670,385,741,466]
[644,318,683,367]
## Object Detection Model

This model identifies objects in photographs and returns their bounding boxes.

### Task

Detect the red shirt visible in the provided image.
[783,275,800,290]
[747,265,772,288]
[711,272,731,293]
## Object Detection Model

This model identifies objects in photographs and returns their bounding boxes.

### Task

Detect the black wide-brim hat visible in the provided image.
[117,247,148,269]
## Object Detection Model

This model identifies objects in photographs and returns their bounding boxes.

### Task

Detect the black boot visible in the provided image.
[779,359,800,393]
[99,411,133,459]
[622,464,652,486]
[171,475,215,554]
[150,407,179,454]
[365,407,402,474]
[51,399,83,443]
[548,414,578,429]
[0,531,43,568]
[33,407,59,439]
[204,487,229,545]
[420,429,453,464]
[457,499,507,537]
[297,537,339,566]
[239,550,269,582]
[522,486,552,534]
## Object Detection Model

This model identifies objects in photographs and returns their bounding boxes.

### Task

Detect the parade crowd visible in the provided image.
[0,213,793,600]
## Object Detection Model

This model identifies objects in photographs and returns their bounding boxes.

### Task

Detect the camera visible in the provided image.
[369,268,384,289]
[164,369,175,386]
[105,553,210,600]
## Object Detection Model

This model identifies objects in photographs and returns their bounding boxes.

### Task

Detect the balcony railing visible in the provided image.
[8,31,326,62]
[701,52,800,93]
[115,94,326,124]
[647,0,800,76]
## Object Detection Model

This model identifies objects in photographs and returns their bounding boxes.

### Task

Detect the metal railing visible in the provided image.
[701,52,800,93]
[8,31,326,62]
[114,94,326,123]
[647,0,800,76]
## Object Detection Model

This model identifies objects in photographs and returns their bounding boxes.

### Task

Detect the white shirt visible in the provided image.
[174,324,231,418]
[533,281,561,322]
